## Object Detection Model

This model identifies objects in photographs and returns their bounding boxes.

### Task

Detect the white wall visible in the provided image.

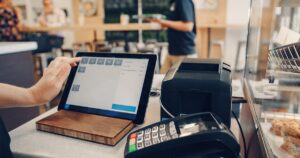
[226,0,250,25]
[224,0,251,70]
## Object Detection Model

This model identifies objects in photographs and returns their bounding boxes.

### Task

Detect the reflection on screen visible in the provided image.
[178,115,220,138]
[179,119,207,136]
[65,56,149,116]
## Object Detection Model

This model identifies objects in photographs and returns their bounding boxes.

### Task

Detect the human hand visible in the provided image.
[144,18,168,29]
[39,19,48,27]
[144,18,161,23]
[29,57,81,105]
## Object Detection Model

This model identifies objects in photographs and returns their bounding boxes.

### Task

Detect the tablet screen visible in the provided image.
[64,56,149,120]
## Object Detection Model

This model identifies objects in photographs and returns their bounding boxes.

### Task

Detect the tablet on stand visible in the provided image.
[36,52,157,146]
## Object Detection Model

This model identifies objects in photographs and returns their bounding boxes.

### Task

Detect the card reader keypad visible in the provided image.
[128,121,177,153]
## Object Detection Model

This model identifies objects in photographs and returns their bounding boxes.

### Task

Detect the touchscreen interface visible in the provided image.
[64,56,149,119]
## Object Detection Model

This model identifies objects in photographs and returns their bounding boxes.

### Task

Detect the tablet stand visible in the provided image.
[36,110,134,146]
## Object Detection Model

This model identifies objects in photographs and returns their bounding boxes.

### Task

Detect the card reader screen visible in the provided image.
[178,114,221,137]
[65,56,149,119]
[179,118,208,136]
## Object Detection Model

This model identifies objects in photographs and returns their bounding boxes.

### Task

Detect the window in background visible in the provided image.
[142,0,169,42]
[104,0,138,42]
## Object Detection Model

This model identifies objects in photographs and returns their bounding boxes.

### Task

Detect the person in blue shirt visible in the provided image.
[147,0,196,73]
[0,57,80,158]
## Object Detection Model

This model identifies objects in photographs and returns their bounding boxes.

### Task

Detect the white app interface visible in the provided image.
[66,56,149,114]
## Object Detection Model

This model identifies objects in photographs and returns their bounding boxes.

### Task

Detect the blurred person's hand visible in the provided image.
[144,18,160,23]
[28,57,80,105]
[144,18,168,29]
[39,19,48,27]
[145,17,193,32]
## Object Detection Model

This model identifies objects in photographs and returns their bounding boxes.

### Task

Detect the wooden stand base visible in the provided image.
[36,110,134,146]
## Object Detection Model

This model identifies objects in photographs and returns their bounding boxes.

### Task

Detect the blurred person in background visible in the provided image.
[146,0,196,73]
[38,0,67,49]
[0,0,24,41]
[38,0,66,28]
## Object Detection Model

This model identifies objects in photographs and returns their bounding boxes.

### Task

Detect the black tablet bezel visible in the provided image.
[58,52,157,124]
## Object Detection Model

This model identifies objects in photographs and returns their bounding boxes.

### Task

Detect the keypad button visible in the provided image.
[152,126,158,132]
[159,130,166,136]
[169,124,176,129]
[129,144,136,152]
[160,136,169,142]
[169,125,177,135]
[129,138,136,145]
[152,132,158,138]
[137,142,144,150]
[171,134,178,139]
[145,134,151,141]
[169,125,176,130]
[145,128,151,134]
[169,121,175,126]
[152,138,160,144]
[159,124,165,130]
[170,129,177,135]
[137,136,143,143]
[130,133,137,139]
[137,131,144,137]
[145,140,152,147]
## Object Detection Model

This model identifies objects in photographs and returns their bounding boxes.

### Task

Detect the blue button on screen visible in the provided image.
[112,104,136,112]
[65,104,70,109]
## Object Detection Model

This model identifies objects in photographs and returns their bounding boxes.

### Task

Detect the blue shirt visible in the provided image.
[167,0,196,55]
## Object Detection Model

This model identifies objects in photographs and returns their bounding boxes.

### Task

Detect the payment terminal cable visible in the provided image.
[232,110,247,158]
[156,88,175,118]
[160,98,175,118]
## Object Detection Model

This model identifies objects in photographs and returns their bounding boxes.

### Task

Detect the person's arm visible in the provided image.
[161,20,194,32]
[148,18,194,32]
[0,84,36,108]
[48,9,67,27]
[38,13,48,27]
[146,0,195,32]
[0,57,80,108]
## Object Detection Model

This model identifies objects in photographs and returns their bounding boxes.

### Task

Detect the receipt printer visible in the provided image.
[161,59,232,127]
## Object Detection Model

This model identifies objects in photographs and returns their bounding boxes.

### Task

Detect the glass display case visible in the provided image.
[243,0,300,157]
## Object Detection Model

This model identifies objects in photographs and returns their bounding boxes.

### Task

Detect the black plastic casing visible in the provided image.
[161,59,232,127]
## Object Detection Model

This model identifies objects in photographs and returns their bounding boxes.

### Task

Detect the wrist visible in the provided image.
[159,19,168,28]
[26,87,38,106]
[27,86,43,106]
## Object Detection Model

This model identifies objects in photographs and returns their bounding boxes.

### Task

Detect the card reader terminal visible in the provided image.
[124,112,240,158]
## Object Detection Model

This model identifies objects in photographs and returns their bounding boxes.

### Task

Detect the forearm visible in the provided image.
[0,57,80,109]
[160,20,194,32]
[0,84,36,108]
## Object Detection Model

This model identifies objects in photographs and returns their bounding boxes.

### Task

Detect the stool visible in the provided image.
[209,40,225,58]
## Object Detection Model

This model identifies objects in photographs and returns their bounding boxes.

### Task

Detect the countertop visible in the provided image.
[9,74,240,158]
[0,42,37,55]
[9,75,165,158]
